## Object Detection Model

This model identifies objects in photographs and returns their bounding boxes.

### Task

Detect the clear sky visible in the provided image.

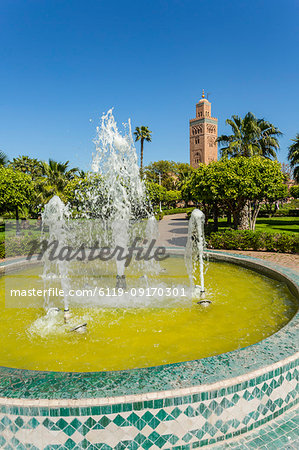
[0,0,298,170]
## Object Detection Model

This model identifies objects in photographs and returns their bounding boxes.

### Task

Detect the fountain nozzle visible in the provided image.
[116,275,126,289]
[193,285,205,298]
[64,308,71,323]
[198,300,212,307]
[193,285,211,306]
[197,297,212,307]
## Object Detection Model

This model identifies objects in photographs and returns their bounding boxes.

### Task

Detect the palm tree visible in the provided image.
[134,126,152,171]
[288,134,299,183]
[0,150,8,166]
[217,113,282,230]
[217,112,281,159]
[41,159,79,197]
[9,155,43,178]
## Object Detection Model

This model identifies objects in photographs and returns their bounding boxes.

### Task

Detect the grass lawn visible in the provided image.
[214,216,299,235]
[0,220,41,241]
[254,217,299,234]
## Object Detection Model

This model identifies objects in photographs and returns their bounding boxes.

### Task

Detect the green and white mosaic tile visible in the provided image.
[0,358,297,448]
[213,406,299,449]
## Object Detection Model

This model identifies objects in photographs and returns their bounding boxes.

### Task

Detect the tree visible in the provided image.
[145,181,167,207]
[217,112,281,159]
[186,157,287,230]
[144,160,177,190]
[175,163,194,190]
[0,167,35,233]
[164,190,182,208]
[247,158,287,229]
[184,163,221,226]
[40,159,79,199]
[288,133,299,183]
[63,174,101,213]
[78,169,87,178]
[145,161,193,191]
[0,150,8,166]
[63,173,132,220]
[134,126,152,171]
[280,162,293,183]
[9,155,43,179]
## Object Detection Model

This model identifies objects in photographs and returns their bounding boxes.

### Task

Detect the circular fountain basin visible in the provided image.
[0,251,298,448]
[0,255,297,372]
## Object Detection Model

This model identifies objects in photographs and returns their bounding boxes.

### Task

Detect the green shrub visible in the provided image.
[207,230,299,253]
[154,207,195,220]
[154,212,164,221]
[162,207,195,216]
[274,208,292,217]
[0,241,4,259]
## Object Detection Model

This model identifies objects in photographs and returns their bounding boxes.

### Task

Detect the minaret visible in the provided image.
[189,90,218,167]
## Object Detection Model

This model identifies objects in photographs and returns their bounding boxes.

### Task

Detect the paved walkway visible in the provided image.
[156,213,189,248]
[157,214,299,273]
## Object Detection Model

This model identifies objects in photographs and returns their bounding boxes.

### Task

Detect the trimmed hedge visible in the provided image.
[161,207,195,216]
[207,229,299,253]
[154,207,195,221]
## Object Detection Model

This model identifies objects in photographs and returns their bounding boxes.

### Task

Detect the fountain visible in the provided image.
[0,110,298,448]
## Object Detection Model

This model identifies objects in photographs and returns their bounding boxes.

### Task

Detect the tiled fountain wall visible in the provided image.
[0,354,297,449]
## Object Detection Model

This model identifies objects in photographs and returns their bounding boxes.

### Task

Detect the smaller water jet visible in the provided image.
[185,209,210,305]
[42,196,72,315]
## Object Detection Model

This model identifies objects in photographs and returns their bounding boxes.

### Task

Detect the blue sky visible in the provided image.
[0,0,298,170]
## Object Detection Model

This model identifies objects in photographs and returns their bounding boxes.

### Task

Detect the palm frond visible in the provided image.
[0,150,8,166]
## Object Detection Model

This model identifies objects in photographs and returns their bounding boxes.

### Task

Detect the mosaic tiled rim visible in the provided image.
[0,249,298,402]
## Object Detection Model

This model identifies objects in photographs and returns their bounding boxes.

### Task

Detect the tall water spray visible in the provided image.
[41,195,71,316]
[91,109,157,280]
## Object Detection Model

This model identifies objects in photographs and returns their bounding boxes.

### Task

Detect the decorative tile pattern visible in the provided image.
[213,406,299,449]
[0,360,298,447]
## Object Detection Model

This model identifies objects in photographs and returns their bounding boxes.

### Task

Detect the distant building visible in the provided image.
[189,90,218,167]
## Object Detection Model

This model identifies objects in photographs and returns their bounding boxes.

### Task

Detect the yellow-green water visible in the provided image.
[0,257,297,372]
